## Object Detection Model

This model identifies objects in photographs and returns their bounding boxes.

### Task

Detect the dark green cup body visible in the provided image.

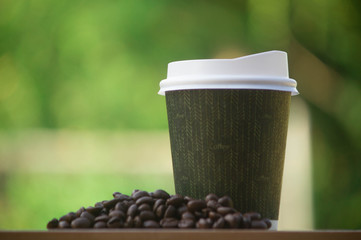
[165,89,291,220]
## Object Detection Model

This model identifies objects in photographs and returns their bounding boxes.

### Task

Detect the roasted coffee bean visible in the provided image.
[71,217,91,228]
[218,196,233,208]
[94,202,104,208]
[58,220,70,228]
[153,199,165,212]
[99,208,108,216]
[132,189,140,195]
[133,216,142,228]
[182,211,196,221]
[242,215,251,228]
[109,210,125,219]
[178,219,195,228]
[138,203,151,212]
[205,193,218,202]
[115,202,126,212]
[184,196,193,203]
[47,218,59,229]
[244,212,261,220]
[59,212,74,223]
[187,200,207,212]
[140,210,156,221]
[75,207,86,217]
[136,196,154,206]
[124,216,134,228]
[206,200,219,210]
[233,212,243,227]
[251,220,268,229]
[164,205,177,218]
[123,200,135,208]
[103,198,121,209]
[196,218,212,229]
[86,206,103,216]
[212,217,225,229]
[161,218,179,228]
[143,220,160,228]
[80,211,95,223]
[113,192,122,198]
[95,215,109,222]
[209,211,222,221]
[107,217,123,228]
[217,206,236,216]
[127,204,139,218]
[132,190,150,200]
[152,189,170,199]
[155,205,166,219]
[264,218,272,228]
[94,221,107,228]
[194,211,207,219]
[202,208,211,218]
[177,204,188,217]
[166,194,184,207]
[224,214,238,228]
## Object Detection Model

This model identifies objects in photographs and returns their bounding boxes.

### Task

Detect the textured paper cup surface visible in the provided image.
[165,89,291,221]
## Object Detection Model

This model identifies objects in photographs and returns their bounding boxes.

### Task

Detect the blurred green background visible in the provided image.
[1,0,361,230]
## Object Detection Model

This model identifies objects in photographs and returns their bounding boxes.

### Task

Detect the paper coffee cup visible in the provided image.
[159,51,298,230]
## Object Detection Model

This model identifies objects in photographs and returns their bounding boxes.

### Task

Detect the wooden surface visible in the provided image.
[1,230,361,240]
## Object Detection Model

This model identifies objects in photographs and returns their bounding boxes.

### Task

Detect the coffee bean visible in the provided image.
[155,205,166,219]
[95,202,104,208]
[138,203,151,211]
[206,200,219,210]
[103,198,121,209]
[182,211,196,221]
[212,217,225,229]
[177,204,188,217]
[95,215,109,222]
[86,206,103,216]
[113,192,131,201]
[244,212,261,220]
[47,218,59,229]
[218,196,233,208]
[224,214,238,228]
[75,207,86,218]
[71,218,91,228]
[140,210,156,221]
[242,215,251,228]
[178,219,195,228]
[58,220,70,228]
[127,204,138,218]
[164,205,177,218]
[184,196,193,203]
[80,211,95,223]
[115,202,126,212]
[233,212,243,227]
[205,193,218,202]
[196,218,211,229]
[107,217,123,228]
[132,190,150,200]
[94,221,107,228]
[217,206,236,216]
[143,220,160,228]
[251,220,268,229]
[152,189,170,199]
[187,200,207,212]
[124,216,134,228]
[166,194,184,207]
[136,196,154,206]
[133,216,142,228]
[109,210,125,219]
[264,218,272,228]
[161,218,179,228]
[209,211,222,221]
[194,211,206,219]
[153,199,165,212]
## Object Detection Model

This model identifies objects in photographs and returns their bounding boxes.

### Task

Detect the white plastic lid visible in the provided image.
[158,50,298,96]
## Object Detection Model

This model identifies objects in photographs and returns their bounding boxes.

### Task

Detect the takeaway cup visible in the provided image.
[158,51,298,230]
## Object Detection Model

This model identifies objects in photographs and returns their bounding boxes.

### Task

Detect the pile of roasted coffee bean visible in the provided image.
[47,189,271,229]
